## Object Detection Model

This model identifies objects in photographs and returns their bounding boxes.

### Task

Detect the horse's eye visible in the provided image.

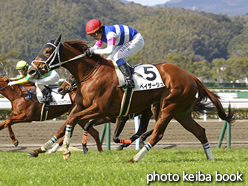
[45,50,51,54]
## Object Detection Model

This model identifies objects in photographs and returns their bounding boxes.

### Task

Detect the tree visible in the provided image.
[211,58,226,86]
[192,60,211,82]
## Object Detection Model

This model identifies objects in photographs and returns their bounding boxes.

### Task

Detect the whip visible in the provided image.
[0,61,13,88]
[61,19,80,40]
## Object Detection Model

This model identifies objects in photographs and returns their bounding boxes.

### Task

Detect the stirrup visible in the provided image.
[117,79,134,89]
[126,78,135,88]
[40,95,53,103]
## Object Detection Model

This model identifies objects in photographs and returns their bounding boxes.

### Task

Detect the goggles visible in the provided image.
[90,32,99,37]
[18,69,24,74]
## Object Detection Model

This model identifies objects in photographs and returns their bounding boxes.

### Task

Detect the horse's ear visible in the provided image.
[54,34,62,46]
[47,36,51,42]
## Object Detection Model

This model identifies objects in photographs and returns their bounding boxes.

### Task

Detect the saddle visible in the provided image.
[36,85,72,121]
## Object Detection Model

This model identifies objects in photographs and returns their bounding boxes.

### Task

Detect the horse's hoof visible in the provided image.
[125,158,135,164]
[27,151,38,157]
[116,145,124,151]
[63,152,71,160]
[13,140,19,147]
[83,147,88,154]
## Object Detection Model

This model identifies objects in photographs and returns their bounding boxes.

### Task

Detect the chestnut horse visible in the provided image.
[0,77,102,156]
[28,34,234,162]
[57,74,156,150]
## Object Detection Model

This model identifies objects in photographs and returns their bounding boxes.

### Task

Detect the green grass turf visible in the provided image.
[0,148,247,186]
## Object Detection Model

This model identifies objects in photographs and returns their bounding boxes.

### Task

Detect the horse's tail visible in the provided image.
[192,75,234,123]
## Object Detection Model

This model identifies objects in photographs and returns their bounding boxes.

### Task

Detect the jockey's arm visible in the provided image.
[93,44,115,55]
[8,75,30,86]
[8,74,25,81]
[92,33,116,55]
[9,77,19,81]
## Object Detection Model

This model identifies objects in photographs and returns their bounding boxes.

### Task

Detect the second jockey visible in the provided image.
[8,60,60,103]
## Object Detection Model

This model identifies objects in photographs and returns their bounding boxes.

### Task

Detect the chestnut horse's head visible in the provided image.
[58,74,77,95]
[28,34,64,79]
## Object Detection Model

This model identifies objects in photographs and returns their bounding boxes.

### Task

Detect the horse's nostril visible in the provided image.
[28,69,36,76]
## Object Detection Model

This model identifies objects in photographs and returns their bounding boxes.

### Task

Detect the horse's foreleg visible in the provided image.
[28,122,71,157]
[139,129,153,148]
[46,143,61,154]
[81,117,116,153]
[88,127,103,152]
[62,104,103,160]
[77,120,103,154]
[28,135,59,157]
[84,117,116,131]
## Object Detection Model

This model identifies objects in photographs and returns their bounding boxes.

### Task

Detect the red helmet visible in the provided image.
[86,19,104,35]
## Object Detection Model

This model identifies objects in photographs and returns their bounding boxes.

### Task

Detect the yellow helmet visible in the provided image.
[16,60,28,70]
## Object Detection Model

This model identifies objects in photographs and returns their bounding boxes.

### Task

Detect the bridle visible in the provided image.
[30,34,99,84]
[64,75,77,93]
[31,34,86,76]
[31,42,86,75]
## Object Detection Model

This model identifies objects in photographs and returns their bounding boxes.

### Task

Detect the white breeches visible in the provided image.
[107,33,144,61]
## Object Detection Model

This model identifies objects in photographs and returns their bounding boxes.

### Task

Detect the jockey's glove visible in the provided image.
[85,48,94,56]
[8,81,16,86]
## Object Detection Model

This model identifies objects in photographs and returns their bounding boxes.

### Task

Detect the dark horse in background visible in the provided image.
[28,34,234,162]
[0,77,102,156]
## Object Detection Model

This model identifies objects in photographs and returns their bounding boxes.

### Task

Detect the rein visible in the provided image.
[21,86,35,99]
[0,84,35,99]
[0,85,9,91]
[74,59,100,86]
[31,42,86,72]
[32,39,99,87]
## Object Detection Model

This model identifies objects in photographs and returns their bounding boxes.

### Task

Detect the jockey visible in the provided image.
[8,60,60,103]
[85,19,144,89]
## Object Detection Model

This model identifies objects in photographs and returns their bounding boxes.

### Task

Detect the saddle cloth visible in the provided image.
[36,86,72,105]
[112,62,165,91]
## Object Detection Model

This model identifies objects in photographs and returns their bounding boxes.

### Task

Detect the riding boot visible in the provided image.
[117,63,135,89]
[40,87,53,104]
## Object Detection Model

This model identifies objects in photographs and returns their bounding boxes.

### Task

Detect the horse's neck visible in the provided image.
[69,90,76,103]
[64,56,111,82]
[0,84,31,102]
[0,85,19,101]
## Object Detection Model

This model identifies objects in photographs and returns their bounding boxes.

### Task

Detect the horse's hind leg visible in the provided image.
[127,101,182,163]
[174,113,214,160]
[6,125,19,147]
[115,107,153,150]
[0,114,29,147]
[0,120,18,146]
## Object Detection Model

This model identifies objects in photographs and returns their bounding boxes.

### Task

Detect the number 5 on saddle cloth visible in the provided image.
[114,63,165,117]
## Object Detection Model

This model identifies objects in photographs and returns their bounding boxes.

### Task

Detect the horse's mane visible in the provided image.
[63,40,108,61]
[63,40,89,53]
